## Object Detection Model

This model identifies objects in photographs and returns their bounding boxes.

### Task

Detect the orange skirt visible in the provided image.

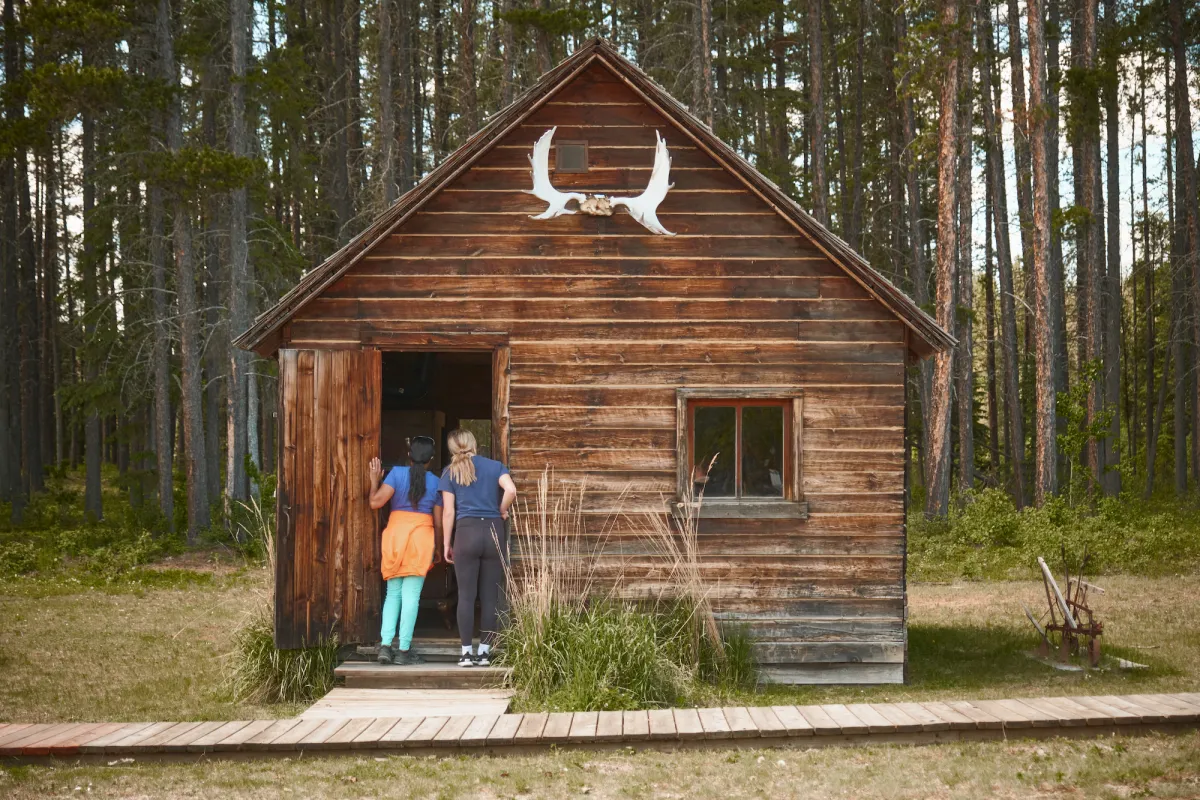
[381,510,436,581]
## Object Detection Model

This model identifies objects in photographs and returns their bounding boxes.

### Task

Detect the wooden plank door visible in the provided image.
[276,348,382,649]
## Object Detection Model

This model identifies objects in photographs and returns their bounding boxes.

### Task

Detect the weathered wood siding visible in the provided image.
[283,63,906,683]
[277,349,383,649]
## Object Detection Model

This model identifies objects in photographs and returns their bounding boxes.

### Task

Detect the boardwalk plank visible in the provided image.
[1137,694,1200,721]
[821,705,868,734]
[298,719,352,750]
[1041,696,1110,726]
[50,723,129,756]
[241,719,303,751]
[868,704,924,733]
[622,710,650,741]
[432,715,474,745]
[378,717,424,746]
[946,701,1004,730]
[1018,698,1084,727]
[964,700,1032,728]
[213,720,276,751]
[1071,696,1138,724]
[672,708,705,741]
[485,714,523,746]
[893,703,950,732]
[919,701,977,730]
[163,721,225,750]
[770,706,815,736]
[844,704,895,733]
[746,706,787,736]
[723,707,759,739]
[0,724,76,756]
[796,705,841,735]
[105,722,181,754]
[514,712,548,744]
[568,711,599,743]
[993,699,1057,728]
[270,719,326,749]
[327,718,377,746]
[697,708,732,739]
[22,724,103,757]
[599,711,627,742]
[1122,694,1188,720]
[1098,695,1162,723]
[352,717,402,749]
[0,724,37,747]
[460,715,500,747]
[128,722,205,753]
[405,717,449,747]
[542,713,574,743]
[185,721,252,752]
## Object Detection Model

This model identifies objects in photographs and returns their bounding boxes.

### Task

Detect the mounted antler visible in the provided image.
[523,127,676,234]
[524,127,586,219]
[609,131,676,236]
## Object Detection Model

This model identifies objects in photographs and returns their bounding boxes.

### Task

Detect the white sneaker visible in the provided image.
[473,650,490,667]
[458,652,475,667]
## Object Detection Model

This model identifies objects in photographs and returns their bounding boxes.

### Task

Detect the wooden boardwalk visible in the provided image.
[2,693,1198,762]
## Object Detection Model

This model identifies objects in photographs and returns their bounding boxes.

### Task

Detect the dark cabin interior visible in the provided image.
[379,350,493,641]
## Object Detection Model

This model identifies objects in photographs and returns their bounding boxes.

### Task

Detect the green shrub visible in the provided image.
[909,488,1200,580]
[227,603,338,704]
[0,542,38,576]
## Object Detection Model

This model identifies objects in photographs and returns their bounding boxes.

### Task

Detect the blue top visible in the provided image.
[438,455,510,519]
[383,466,442,514]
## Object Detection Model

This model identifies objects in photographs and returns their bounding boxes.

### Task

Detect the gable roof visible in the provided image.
[234,38,954,359]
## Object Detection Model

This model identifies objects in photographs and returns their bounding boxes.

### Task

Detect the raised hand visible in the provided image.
[369,456,384,485]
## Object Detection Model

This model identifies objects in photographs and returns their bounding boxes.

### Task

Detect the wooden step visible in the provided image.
[335,662,510,690]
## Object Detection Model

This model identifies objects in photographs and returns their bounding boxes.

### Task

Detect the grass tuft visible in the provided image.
[498,468,756,711]
[226,602,338,704]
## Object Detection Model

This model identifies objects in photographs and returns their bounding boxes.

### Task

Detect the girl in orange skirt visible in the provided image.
[368,436,443,665]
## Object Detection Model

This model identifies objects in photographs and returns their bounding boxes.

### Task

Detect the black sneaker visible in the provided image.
[458,651,475,667]
[395,648,426,666]
[377,644,394,665]
[473,650,491,667]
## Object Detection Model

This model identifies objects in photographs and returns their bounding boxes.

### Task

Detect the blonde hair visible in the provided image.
[446,429,478,486]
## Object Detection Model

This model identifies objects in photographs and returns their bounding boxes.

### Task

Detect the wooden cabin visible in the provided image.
[235,39,952,685]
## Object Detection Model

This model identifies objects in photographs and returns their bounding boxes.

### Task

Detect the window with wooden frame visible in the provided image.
[676,389,807,519]
[554,140,589,172]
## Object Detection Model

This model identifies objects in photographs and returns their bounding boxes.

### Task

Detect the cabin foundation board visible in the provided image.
[236,39,952,683]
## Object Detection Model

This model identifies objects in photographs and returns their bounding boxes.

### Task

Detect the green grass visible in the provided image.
[1,734,1198,799]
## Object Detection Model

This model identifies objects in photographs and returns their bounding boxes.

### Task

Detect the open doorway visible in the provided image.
[380,350,493,643]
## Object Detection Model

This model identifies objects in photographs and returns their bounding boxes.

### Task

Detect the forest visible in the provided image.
[0,0,1197,539]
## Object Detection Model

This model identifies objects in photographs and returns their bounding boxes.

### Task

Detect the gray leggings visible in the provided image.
[453,517,508,647]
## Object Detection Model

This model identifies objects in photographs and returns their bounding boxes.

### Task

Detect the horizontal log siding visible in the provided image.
[285,63,907,682]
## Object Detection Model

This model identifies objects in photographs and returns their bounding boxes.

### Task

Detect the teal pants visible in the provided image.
[380,575,425,650]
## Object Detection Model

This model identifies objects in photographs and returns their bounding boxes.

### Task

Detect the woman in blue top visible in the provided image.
[368,436,443,665]
[439,428,517,667]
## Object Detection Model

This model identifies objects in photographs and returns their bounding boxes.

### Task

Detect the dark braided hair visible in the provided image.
[407,436,436,508]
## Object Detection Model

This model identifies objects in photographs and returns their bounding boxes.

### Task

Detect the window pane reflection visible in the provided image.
[741,405,784,497]
[693,406,735,497]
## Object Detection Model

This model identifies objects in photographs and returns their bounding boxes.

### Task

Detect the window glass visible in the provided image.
[741,405,785,497]
[692,406,736,497]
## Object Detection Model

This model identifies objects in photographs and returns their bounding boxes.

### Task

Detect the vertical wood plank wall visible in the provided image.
[276,348,382,650]
[281,63,906,683]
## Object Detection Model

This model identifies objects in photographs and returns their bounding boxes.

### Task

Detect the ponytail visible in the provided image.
[446,429,478,486]
[407,460,427,508]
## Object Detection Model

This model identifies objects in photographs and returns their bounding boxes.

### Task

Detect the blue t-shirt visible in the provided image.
[383,466,442,514]
[438,456,509,519]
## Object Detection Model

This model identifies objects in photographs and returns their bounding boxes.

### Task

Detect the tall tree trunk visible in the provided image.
[1047,0,1068,406]
[849,0,866,251]
[694,0,713,127]
[1006,0,1035,279]
[500,0,514,105]
[982,7,1025,505]
[458,0,478,134]
[985,160,1000,476]
[955,17,976,494]
[924,0,959,517]
[378,0,397,203]
[1167,0,1200,487]
[1101,0,1121,494]
[157,0,210,539]
[1,0,21,513]
[149,184,174,528]
[1027,0,1058,504]
[15,70,42,496]
[227,0,252,513]
[1077,0,1104,491]
[808,0,828,226]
